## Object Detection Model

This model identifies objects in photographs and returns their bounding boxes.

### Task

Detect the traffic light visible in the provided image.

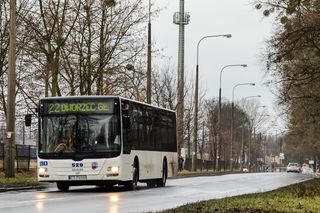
[25,114,32,126]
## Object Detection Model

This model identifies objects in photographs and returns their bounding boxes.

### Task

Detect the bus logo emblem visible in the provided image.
[92,162,98,170]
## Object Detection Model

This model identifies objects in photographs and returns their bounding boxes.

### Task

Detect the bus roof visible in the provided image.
[39,96,176,113]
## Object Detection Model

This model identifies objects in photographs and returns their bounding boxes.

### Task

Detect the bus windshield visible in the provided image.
[39,114,121,157]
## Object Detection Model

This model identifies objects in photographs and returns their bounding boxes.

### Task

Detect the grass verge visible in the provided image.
[0,169,38,188]
[160,177,320,213]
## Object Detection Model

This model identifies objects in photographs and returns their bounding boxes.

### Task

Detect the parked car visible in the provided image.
[286,162,300,173]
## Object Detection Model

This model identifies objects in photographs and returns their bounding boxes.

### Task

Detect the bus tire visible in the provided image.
[124,161,139,190]
[57,182,69,192]
[157,160,167,187]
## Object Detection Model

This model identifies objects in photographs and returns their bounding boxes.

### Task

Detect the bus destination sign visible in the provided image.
[46,101,113,114]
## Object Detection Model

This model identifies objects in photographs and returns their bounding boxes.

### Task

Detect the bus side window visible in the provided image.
[122,101,132,154]
[123,114,130,130]
[122,101,130,130]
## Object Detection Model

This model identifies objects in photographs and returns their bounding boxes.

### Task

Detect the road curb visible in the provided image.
[0,184,48,193]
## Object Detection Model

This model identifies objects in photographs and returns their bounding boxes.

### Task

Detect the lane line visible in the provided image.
[17,198,65,204]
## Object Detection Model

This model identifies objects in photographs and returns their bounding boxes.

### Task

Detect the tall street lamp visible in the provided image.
[217,64,247,170]
[230,82,255,171]
[147,0,152,104]
[192,34,231,171]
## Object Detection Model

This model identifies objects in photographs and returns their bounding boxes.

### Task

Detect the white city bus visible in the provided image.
[37,96,178,191]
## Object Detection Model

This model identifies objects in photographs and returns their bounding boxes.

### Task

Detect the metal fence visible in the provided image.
[182,157,243,172]
[0,143,37,170]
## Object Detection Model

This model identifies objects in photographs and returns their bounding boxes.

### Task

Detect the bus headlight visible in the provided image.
[38,168,49,177]
[111,166,119,173]
[107,166,119,176]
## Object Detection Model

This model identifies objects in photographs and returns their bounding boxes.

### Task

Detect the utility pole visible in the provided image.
[248,118,254,172]
[217,86,222,171]
[146,0,152,104]
[5,0,16,178]
[173,0,190,156]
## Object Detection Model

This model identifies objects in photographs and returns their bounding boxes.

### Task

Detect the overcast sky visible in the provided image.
[151,0,284,131]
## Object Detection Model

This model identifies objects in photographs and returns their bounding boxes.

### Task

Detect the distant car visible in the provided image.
[286,162,300,173]
[242,167,249,172]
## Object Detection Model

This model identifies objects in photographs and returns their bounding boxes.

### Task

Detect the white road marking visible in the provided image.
[17,198,65,204]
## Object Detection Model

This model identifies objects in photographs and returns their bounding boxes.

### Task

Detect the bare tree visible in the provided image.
[238,98,269,170]
[203,98,218,163]
[0,0,10,119]
[152,64,177,110]
[61,0,147,96]
[19,0,81,97]
[0,0,36,119]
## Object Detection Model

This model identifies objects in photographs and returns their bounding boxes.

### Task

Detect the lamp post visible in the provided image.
[230,82,255,171]
[217,64,247,171]
[146,0,152,104]
[192,34,231,171]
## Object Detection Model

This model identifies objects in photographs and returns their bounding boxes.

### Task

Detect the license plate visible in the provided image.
[68,175,87,180]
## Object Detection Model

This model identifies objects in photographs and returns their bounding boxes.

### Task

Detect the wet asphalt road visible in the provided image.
[0,172,312,213]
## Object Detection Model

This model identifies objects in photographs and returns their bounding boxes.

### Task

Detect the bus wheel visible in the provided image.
[157,160,167,187]
[124,167,138,190]
[57,182,69,192]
